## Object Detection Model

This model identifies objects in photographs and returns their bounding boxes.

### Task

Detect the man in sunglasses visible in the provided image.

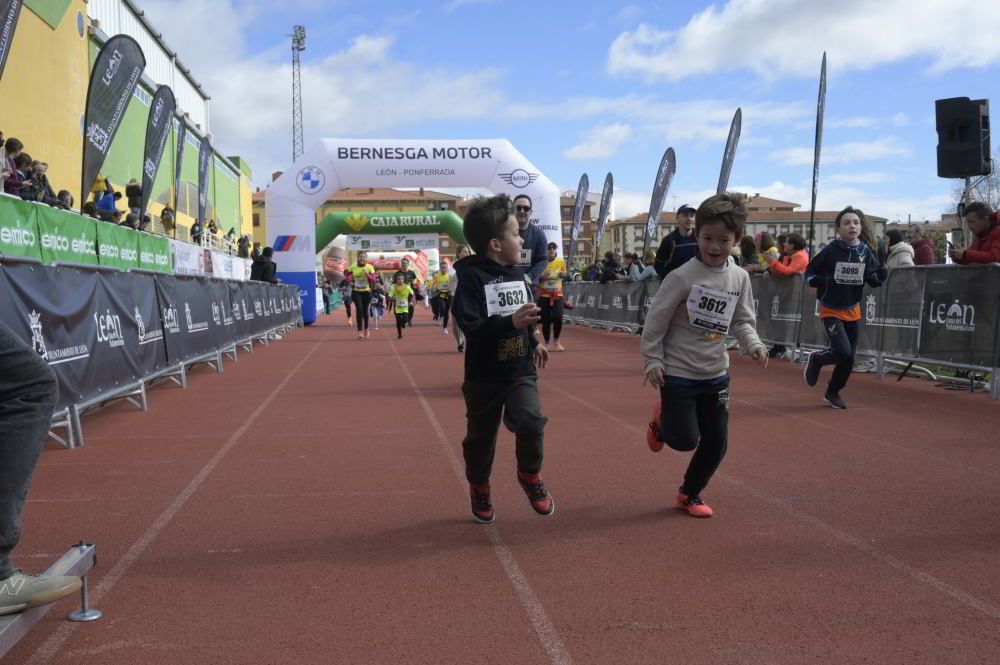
[513,195,550,286]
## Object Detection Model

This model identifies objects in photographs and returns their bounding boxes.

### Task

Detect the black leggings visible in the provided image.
[352,291,372,330]
[657,377,730,496]
[438,295,450,329]
[539,296,564,343]
[395,312,408,337]
[812,317,860,393]
[343,295,352,318]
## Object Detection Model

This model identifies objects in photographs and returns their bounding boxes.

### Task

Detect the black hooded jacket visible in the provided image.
[452,255,539,383]
[250,256,278,284]
[806,238,886,308]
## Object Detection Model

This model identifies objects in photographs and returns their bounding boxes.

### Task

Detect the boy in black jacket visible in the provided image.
[803,206,887,409]
[452,194,553,523]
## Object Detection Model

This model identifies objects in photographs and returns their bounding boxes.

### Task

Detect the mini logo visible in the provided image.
[297,166,325,194]
[135,307,146,342]
[28,310,48,360]
[344,213,369,233]
[865,294,877,325]
[929,299,975,332]
[499,169,539,189]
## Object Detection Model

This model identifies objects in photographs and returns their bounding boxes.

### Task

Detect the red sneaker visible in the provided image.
[469,483,495,524]
[676,492,713,518]
[516,471,555,517]
[646,402,663,452]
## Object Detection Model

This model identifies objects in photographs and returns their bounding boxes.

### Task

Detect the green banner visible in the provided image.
[96,221,140,270]
[0,195,41,260]
[138,233,172,272]
[36,205,99,266]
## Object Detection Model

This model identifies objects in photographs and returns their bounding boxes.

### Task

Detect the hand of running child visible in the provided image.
[512,303,541,329]
[751,346,768,368]
[644,365,665,388]
[534,344,549,369]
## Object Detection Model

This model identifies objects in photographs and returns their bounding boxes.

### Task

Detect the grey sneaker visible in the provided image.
[0,571,82,616]
[824,391,848,410]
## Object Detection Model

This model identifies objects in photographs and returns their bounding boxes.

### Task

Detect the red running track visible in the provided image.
[8,310,1000,664]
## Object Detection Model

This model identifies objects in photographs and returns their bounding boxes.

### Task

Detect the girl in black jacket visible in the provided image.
[803,206,887,409]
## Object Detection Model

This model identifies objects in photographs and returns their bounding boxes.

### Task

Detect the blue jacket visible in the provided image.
[806,239,887,308]
[517,222,549,284]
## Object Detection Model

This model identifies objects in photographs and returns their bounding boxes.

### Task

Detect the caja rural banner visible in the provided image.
[265,138,563,324]
[80,35,146,203]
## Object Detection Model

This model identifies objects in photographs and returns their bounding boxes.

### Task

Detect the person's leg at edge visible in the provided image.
[395,313,406,339]
[352,293,364,333]
[451,301,465,350]
[440,297,450,332]
[408,303,415,327]
[827,319,859,394]
[551,298,565,349]
[343,297,352,324]
[813,317,853,370]
[659,381,700,450]
[0,324,56,584]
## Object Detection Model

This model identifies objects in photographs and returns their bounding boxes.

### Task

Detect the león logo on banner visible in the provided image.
[135,306,146,342]
[929,299,976,332]
[296,166,325,194]
[29,310,48,360]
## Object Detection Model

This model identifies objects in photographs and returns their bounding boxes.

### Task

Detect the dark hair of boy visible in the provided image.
[694,193,746,239]
[785,233,807,251]
[463,193,514,255]
[964,201,993,220]
[4,137,23,154]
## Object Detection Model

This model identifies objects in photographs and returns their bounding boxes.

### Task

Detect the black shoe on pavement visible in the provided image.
[469,483,495,523]
[824,391,847,409]
[803,354,821,387]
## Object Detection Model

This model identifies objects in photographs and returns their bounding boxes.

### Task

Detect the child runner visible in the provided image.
[538,241,568,351]
[641,193,769,518]
[388,273,414,339]
[347,251,376,339]
[370,275,386,330]
[449,245,471,352]
[803,206,887,409]
[431,261,452,335]
[453,194,553,523]
[338,278,353,326]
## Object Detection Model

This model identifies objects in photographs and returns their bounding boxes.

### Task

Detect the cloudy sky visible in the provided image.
[141,0,1000,222]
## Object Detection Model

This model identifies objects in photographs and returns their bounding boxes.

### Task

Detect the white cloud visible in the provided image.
[607,0,1000,81]
[828,172,894,185]
[443,0,499,13]
[564,123,633,161]
[769,137,910,166]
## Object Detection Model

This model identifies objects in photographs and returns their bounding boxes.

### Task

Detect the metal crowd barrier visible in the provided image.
[564,264,1000,400]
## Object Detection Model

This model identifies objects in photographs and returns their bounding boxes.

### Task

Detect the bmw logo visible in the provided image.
[296,166,325,194]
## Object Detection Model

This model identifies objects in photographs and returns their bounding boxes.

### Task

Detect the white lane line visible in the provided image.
[541,377,1000,622]
[390,342,574,665]
[27,329,331,664]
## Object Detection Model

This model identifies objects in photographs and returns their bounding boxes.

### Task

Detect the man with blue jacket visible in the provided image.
[513,195,549,285]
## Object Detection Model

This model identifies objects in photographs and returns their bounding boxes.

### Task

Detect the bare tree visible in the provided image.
[951,147,1000,210]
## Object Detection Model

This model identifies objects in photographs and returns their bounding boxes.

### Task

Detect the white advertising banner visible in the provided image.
[265,137,562,324]
[210,251,252,280]
[347,233,438,252]
[170,238,203,276]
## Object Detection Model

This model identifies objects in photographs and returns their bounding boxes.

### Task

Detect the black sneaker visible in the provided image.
[803,354,821,387]
[457,342,465,352]
[824,391,847,409]
[517,471,555,517]
[469,483,495,523]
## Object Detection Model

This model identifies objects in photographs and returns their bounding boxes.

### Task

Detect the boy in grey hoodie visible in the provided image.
[641,194,768,518]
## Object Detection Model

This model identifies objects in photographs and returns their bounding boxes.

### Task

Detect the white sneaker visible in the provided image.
[443,328,449,335]
[0,571,82,616]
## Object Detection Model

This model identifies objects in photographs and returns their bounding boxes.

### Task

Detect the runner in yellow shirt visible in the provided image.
[347,251,375,339]
[387,273,415,339]
[538,242,568,350]
[431,262,453,335]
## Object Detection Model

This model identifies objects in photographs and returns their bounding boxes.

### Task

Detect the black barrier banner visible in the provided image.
[127,271,169,375]
[154,275,217,362]
[173,121,187,213]
[207,279,236,348]
[197,137,212,227]
[140,86,176,217]
[228,281,250,341]
[919,266,1000,367]
[94,271,146,388]
[0,0,23,81]
[0,264,101,410]
[751,274,802,344]
[81,35,146,203]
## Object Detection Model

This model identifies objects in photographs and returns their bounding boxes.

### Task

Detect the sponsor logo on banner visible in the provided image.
[626,293,639,312]
[1,225,35,248]
[612,296,623,310]
[28,310,89,365]
[212,302,221,325]
[184,302,208,332]
[770,295,799,322]
[337,146,493,160]
[296,166,325,194]
[94,309,125,349]
[929,299,975,332]
[344,214,368,232]
[232,300,241,321]
[499,169,539,189]
[862,294,920,328]
[243,300,254,320]
[273,235,312,252]
[135,307,146,342]
[162,305,180,334]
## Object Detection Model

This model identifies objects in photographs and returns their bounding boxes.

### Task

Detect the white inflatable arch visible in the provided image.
[265,138,562,324]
